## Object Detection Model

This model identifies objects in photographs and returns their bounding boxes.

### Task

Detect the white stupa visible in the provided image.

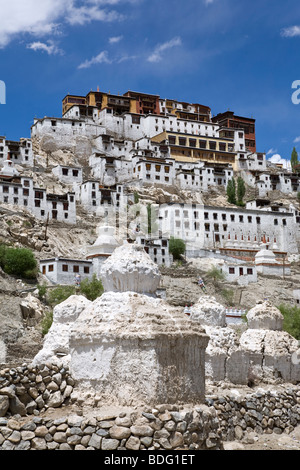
[0,158,19,178]
[86,225,122,276]
[68,243,209,406]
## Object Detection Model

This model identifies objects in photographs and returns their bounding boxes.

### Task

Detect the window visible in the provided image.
[256,217,261,224]
[248,216,252,223]
[73,266,79,273]
[84,267,90,274]
[23,189,29,196]
[62,265,69,272]
[205,223,210,232]
[48,265,54,272]
[73,170,79,177]
[239,215,244,223]
[274,219,278,225]
[229,267,235,274]
[35,191,44,199]
[204,212,209,220]
[247,268,253,275]
[62,168,69,176]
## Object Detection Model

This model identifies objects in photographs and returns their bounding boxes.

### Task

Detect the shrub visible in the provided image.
[221,288,234,306]
[206,266,226,283]
[41,310,53,336]
[169,237,186,260]
[278,304,300,340]
[0,246,37,279]
[47,285,76,307]
[37,283,47,301]
[80,274,104,301]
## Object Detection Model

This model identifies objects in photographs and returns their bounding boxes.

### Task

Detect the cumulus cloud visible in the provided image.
[78,50,112,69]
[109,35,123,44]
[281,26,300,37]
[0,0,130,48]
[147,36,182,63]
[294,136,300,143]
[27,40,63,55]
[268,154,292,170]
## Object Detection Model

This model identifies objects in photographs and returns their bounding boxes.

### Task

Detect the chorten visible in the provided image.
[69,243,209,406]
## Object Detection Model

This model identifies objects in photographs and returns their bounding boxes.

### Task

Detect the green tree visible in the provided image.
[278,304,300,340]
[226,177,236,204]
[169,237,186,260]
[47,285,76,307]
[133,191,140,204]
[206,266,226,284]
[237,176,246,206]
[80,274,104,301]
[1,246,37,279]
[291,147,298,172]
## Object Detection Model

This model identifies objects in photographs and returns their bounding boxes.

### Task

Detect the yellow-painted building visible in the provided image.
[151,131,238,169]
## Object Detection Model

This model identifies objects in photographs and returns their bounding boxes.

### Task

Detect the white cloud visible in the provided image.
[268,154,292,170]
[267,148,277,155]
[78,50,112,69]
[67,5,123,26]
[0,0,71,47]
[204,0,215,4]
[27,40,63,55]
[294,136,300,143]
[147,36,182,63]
[0,0,130,48]
[117,54,137,63]
[109,35,123,44]
[281,26,300,37]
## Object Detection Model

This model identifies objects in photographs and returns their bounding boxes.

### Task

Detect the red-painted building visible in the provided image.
[212,111,256,153]
[124,91,161,115]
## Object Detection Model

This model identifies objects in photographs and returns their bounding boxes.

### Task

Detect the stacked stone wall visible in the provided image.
[1,364,300,450]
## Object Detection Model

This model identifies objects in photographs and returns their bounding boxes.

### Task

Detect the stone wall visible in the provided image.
[1,363,300,450]
[206,387,300,441]
[0,404,221,451]
[0,363,74,417]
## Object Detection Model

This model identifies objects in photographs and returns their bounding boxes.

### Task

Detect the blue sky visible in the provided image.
[1,0,300,164]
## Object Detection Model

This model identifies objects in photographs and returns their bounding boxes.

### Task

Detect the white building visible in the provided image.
[52,165,83,185]
[135,236,173,267]
[221,263,257,285]
[40,258,93,285]
[0,136,33,166]
[158,203,298,255]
